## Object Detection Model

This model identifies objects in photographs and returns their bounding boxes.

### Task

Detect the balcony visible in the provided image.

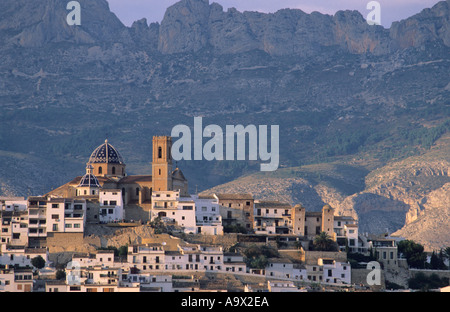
[153,205,177,210]
[196,220,222,226]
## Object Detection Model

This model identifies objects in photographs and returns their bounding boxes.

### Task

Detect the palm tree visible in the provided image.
[313,232,338,251]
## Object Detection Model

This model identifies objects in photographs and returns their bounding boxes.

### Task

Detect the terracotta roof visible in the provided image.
[118,175,152,184]
[255,201,291,208]
[215,193,253,200]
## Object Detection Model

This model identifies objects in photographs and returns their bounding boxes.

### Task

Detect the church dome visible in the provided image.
[78,164,101,188]
[89,140,124,164]
[78,173,101,188]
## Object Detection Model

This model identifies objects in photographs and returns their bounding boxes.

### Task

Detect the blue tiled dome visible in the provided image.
[78,164,101,188]
[89,140,124,164]
[78,173,101,188]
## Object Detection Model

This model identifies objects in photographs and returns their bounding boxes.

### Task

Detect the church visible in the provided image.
[47,136,189,222]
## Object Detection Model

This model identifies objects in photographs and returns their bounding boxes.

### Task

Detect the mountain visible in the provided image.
[0,0,449,246]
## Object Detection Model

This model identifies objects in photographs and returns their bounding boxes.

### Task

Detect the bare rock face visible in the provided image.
[158,0,211,54]
[157,0,449,56]
[390,0,450,48]
[0,0,129,47]
[393,183,450,251]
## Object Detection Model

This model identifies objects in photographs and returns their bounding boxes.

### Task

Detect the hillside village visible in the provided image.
[1,137,449,293]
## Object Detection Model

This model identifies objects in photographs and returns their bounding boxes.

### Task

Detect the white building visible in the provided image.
[72,250,116,268]
[223,252,246,274]
[0,210,28,247]
[319,258,351,284]
[0,267,33,292]
[334,216,360,252]
[267,280,307,292]
[266,258,295,279]
[192,195,223,235]
[128,244,165,272]
[0,197,27,212]
[125,273,173,292]
[27,197,47,240]
[46,198,86,234]
[99,189,124,223]
[199,245,224,271]
[151,191,196,234]
[0,245,48,269]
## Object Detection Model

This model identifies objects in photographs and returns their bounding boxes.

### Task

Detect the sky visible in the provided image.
[106,0,441,29]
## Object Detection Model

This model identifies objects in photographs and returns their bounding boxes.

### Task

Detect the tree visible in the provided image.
[31,255,46,270]
[55,270,66,280]
[118,245,128,257]
[429,250,447,270]
[243,245,278,269]
[408,272,449,291]
[313,232,338,251]
[398,240,426,269]
[443,247,450,267]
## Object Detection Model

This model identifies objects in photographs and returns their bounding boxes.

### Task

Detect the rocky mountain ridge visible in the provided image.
[2,0,449,55]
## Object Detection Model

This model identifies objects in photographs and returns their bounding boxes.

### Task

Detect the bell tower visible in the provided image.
[152,136,173,192]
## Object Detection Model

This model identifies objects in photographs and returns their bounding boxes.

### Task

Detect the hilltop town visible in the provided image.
[1,137,449,293]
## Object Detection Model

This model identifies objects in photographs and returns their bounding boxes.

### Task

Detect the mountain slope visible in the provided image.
[202,134,450,249]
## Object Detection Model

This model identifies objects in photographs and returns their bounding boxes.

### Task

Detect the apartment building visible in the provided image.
[27,197,47,247]
[99,189,124,223]
[192,195,223,235]
[0,245,48,268]
[0,266,33,292]
[254,201,292,235]
[151,191,223,235]
[151,191,196,233]
[0,210,28,247]
[46,198,86,234]
[215,193,254,232]
[128,243,165,272]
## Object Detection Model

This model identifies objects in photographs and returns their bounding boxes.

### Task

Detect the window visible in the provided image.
[53,224,58,231]
[65,224,72,228]
[74,224,80,228]
[52,204,59,208]
[136,188,139,196]
[158,147,162,158]
[98,166,102,174]
[112,167,116,175]
[110,201,117,206]
[52,214,59,220]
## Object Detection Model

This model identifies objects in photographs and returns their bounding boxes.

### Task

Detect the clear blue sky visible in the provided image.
[106,0,440,28]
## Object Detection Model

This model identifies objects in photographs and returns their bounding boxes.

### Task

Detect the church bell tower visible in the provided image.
[152,136,173,192]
